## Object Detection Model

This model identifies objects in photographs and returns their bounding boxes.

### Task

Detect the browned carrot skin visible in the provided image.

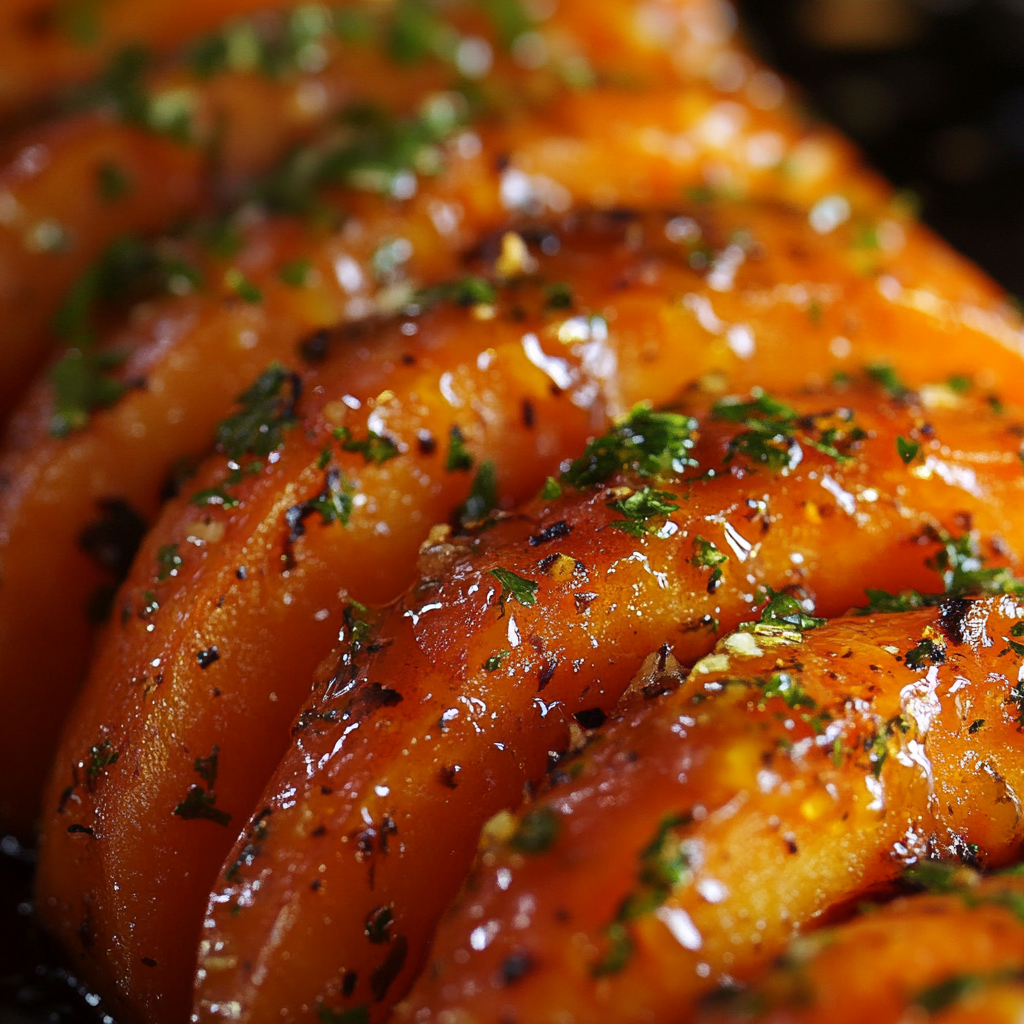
[193,387,1024,1024]
[397,600,1024,1024]
[693,872,1024,1024]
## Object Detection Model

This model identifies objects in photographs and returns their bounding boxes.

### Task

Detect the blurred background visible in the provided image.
[737,0,1024,295]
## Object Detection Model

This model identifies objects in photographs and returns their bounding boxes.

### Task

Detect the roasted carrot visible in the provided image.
[191,387,1024,1024]
[693,872,1024,1024]
[398,600,1024,1023]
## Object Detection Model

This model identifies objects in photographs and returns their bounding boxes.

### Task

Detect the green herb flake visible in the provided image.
[592,813,691,976]
[969,719,985,733]
[541,476,562,501]
[755,587,827,632]
[927,530,1024,599]
[896,435,920,465]
[691,536,728,590]
[306,469,356,528]
[859,588,933,614]
[761,672,816,710]
[216,364,300,460]
[85,739,119,782]
[458,460,499,527]
[333,426,400,465]
[279,257,313,287]
[446,425,474,472]
[947,375,972,395]
[510,806,559,854]
[562,405,698,489]
[903,860,963,894]
[49,348,127,437]
[415,276,496,310]
[317,1004,369,1024]
[866,363,911,399]
[544,282,574,310]
[608,488,679,537]
[913,975,984,1015]
[592,923,633,977]
[156,543,182,582]
[489,567,539,608]
[97,161,131,202]
[714,393,865,472]
[905,637,946,670]
[484,649,511,672]
[225,268,263,303]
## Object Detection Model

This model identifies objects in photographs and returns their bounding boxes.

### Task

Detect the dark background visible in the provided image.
[737,0,1024,295]
[4,1,1024,1020]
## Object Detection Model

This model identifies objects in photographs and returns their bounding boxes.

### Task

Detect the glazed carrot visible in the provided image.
[694,871,1024,1024]
[192,387,1024,1024]
[0,0,905,425]
[0,0,740,121]
[5,175,1018,841]
[398,600,1024,1023]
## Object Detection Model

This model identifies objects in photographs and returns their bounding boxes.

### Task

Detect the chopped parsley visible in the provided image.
[173,746,230,826]
[562,406,698,488]
[489,567,539,608]
[85,739,119,783]
[446,425,474,472]
[927,530,1024,598]
[860,588,932,613]
[541,476,562,501]
[215,364,300,460]
[72,46,197,144]
[905,637,945,670]
[414,276,497,310]
[866,362,911,399]
[753,587,826,631]
[760,672,816,710]
[896,435,920,465]
[484,650,510,672]
[97,161,131,202]
[510,806,559,854]
[286,468,356,543]
[713,393,866,472]
[544,282,574,309]
[54,234,203,346]
[253,99,465,214]
[225,268,263,303]
[333,426,400,464]
[593,813,691,976]
[49,348,127,436]
[279,257,313,287]
[156,543,182,582]
[691,536,728,591]
[607,488,679,537]
[458,460,498,527]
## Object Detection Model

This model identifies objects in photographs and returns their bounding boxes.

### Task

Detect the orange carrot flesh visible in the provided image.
[399,601,1024,1023]
[193,387,1024,1023]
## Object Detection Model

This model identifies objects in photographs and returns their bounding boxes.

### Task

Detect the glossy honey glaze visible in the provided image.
[0,1,1022,1023]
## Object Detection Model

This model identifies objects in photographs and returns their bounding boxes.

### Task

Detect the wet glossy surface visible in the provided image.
[2,2,1024,1024]
[399,599,1024,1022]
